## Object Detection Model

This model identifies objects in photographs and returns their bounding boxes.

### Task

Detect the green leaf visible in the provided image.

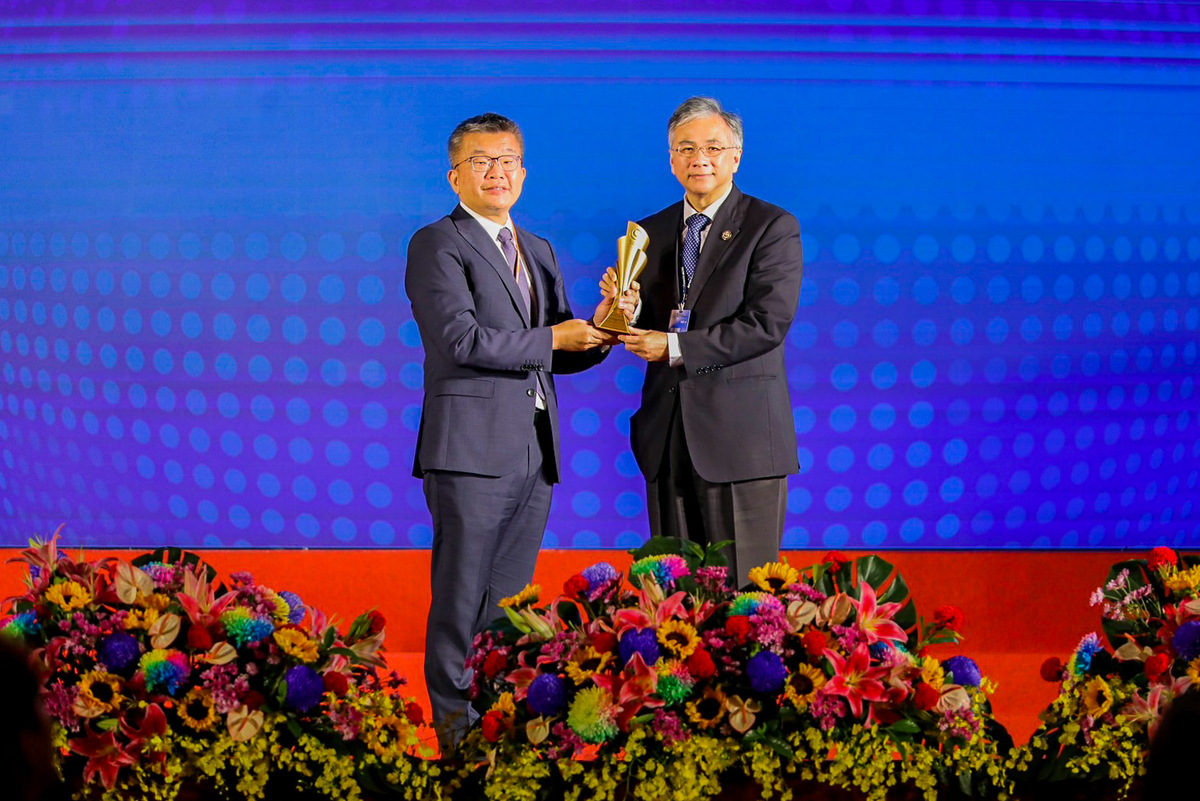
[887,719,921,736]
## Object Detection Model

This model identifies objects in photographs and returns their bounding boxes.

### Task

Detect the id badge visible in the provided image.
[668,308,691,334]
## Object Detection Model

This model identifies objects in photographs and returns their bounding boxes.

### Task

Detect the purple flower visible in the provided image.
[284,665,325,712]
[618,628,661,666]
[527,673,567,716]
[278,591,306,625]
[581,562,619,601]
[1173,620,1200,661]
[943,655,982,687]
[746,650,788,694]
[98,632,141,672]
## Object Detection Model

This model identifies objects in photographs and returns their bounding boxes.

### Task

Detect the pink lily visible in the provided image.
[851,582,907,645]
[591,652,663,731]
[69,728,138,790]
[823,645,888,717]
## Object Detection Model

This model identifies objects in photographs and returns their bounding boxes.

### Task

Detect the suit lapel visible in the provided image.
[450,207,531,327]
[686,186,745,311]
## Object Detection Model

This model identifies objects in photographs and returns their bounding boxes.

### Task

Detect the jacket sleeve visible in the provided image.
[677,212,803,371]
[405,225,554,372]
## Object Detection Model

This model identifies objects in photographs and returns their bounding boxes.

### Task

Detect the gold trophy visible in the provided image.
[596,221,649,334]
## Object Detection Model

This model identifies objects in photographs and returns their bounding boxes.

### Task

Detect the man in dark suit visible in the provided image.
[621,97,803,585]
[405,113,632,746]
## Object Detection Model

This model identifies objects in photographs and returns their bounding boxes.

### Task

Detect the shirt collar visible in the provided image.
[459,202,514,243]
[682,183,734,226]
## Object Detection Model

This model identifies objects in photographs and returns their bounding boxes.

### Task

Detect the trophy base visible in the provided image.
[597,307,630,335]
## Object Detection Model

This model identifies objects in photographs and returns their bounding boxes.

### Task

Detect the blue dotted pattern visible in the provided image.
[1,213,1197,549]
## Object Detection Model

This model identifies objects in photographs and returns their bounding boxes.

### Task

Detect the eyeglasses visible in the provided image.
[671,145,740,159]
[452,154,523,173]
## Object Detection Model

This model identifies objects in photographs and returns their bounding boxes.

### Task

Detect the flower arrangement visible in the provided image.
[1016,546,1200,794]
[451,539,1014,801]
[1,538,438,801]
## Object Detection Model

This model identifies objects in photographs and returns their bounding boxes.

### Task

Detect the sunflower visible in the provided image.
[178,687,219,731]
[124,607,161,631]
[657,619,700,660]
[920,657,945,691]
[565,646,613,685]
[76,671,124,716]
[498,584,541,609]
[274,628,320,663]
[45,580,92,611]
[685,685,727,729]
[1188,657,1200,684]
[748,562,801,594]
[784,664,827,711]
[1081,676,1114,718]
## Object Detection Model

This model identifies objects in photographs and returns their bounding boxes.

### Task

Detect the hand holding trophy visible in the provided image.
[596,221,650,334]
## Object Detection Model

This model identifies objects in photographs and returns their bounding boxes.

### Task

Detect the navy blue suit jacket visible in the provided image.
[630,185,803,483]
[405,205,603,482]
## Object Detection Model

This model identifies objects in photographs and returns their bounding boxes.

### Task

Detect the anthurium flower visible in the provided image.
[725,694,762,733]
[850,582,907,645]
[822,644,887,717]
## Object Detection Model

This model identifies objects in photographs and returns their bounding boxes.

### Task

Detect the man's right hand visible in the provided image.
[551,319,609,351]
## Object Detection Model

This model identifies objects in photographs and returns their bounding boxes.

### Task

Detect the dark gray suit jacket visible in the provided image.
[405,205,603,483]
[630,185,803,484]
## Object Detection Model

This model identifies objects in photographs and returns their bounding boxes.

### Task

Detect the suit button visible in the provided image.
[526,388,535,397]
[668,386,676,394]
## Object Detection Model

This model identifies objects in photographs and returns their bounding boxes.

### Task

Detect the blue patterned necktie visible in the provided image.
[682,212,711,294]
[497,227,531,316]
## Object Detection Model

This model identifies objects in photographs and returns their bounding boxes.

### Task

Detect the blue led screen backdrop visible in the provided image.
[1,1,1199,549]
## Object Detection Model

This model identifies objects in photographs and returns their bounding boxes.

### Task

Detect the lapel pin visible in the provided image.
[721,230,733,241]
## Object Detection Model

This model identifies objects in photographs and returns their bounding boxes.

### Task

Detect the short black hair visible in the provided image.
[447,113,524,165]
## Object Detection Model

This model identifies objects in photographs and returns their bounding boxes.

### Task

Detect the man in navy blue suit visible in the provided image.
[621,97,804,585]
[405,113,633,747]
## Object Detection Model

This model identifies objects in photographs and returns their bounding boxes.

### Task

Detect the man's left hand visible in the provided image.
[619,327,669,362]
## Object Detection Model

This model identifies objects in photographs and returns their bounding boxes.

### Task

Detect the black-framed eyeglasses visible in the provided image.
[671,145,740,159]
[452,154,523,173]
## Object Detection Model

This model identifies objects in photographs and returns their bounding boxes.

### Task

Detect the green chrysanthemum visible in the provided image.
[567,686,619,744]
[657,674,694,705]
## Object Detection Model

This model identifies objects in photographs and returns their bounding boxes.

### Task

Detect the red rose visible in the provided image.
[243,690,266,710]
[564,574,590,597]
[1145,652,1172,682]
[913,683,940,711]
[591,632,618,654]
[187,625,213,651]
[725,616,752,645]
[686,649,716,680]
[1149,547,1179,571]
[366,610,387,635]
[801,631,828,659]
[822,551,849,570]
[323,671,350,696]
[404,701,425,726]
[481,710,507,743]
[933,606,965,632]
[1039,657,1064,683]
[482,650,508,679]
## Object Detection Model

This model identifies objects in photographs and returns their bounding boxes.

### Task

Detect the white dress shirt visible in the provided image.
[667,183,734,366]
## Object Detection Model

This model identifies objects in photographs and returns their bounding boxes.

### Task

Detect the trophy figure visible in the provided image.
[596,221,650,334]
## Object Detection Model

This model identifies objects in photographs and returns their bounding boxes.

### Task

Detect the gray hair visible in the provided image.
[667,96,744,148]
[447,113,524,164]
